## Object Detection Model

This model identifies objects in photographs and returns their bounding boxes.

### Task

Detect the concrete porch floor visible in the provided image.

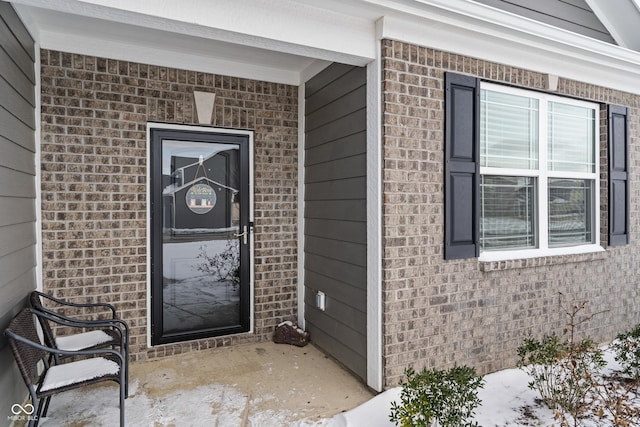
[30,341,375,426]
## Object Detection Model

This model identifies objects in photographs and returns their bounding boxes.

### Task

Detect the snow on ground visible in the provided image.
[36,349,638,427]
[318,369,557,427]
[330,348,637,427]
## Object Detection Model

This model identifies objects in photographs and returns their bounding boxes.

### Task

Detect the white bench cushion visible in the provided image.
[55,330,113,351]
[41,357,120,392]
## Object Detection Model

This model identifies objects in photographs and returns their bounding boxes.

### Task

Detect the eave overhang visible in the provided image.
[8,0,640,93]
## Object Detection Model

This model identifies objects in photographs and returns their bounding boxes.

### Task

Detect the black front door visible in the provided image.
[150,127,252,345]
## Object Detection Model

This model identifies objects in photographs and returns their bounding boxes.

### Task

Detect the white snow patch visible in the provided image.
[474,368,555,425]
[322,348,639,427]
[55,330,113,351]
[34,347,640,427]
[277,320,306,334]
[41,357,120,392]
[39,381,323,427]
[327,387,402,427]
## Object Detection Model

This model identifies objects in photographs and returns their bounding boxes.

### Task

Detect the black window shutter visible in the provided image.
[608,105,630,246]
[444,72,480,259]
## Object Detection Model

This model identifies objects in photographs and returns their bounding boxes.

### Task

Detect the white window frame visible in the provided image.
[479,83,603,262]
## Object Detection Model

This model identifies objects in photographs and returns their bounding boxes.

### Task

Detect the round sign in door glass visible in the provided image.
[186,183,216,214]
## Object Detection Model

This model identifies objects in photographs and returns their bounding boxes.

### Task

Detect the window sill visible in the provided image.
[478,245,608,272]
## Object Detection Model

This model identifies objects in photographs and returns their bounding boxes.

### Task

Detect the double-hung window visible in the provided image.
[479,83,600,259]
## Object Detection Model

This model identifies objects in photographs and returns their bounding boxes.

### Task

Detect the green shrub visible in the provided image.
[389,365,484,427]
[517,298,611,425]
[517,334,605,416]
[611,323,640,380]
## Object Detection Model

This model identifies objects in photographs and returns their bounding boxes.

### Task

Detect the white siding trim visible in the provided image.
[379,4,640,95]
[296,60,332,330]
[585,0,640,50]
[297,83,306,329]
[366,38,383,392]
[34,42,42,291]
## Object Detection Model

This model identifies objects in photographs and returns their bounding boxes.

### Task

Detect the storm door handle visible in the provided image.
[234,226,248,245]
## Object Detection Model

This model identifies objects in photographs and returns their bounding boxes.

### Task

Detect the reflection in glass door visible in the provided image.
[150,128,251,345]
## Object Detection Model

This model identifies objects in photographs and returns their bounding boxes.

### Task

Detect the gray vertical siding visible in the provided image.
[474,0,615,43]
[304,63,367,380]
[0,1,37,418]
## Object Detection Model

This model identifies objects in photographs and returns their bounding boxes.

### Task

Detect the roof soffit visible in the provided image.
[8,0,640,93]
[585,0,640,51]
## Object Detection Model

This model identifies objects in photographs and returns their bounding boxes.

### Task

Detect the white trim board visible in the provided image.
[586,0,640,50]
[378,4,640,95]
[366,44,383,392]
[297,82,306,330]
[34,42,43,292]
[13,0,640,92]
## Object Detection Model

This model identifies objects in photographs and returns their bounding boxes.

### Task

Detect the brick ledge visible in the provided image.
[479,249,610,272]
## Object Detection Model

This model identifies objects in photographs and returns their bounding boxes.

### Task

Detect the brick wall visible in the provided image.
[38,44,640,385]
[40,50,298,361]
[381,39,640,387]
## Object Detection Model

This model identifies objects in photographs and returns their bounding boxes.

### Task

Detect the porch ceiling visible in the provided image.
[10,0,388,86]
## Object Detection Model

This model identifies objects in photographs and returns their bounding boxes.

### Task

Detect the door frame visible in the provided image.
[146,122,254,347]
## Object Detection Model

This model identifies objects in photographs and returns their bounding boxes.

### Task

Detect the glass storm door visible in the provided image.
[150,128,251,345]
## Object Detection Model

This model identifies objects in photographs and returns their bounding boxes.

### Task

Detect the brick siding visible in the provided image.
[38,43,640,386]
[40,50,298,361]
[381,39,640,387]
